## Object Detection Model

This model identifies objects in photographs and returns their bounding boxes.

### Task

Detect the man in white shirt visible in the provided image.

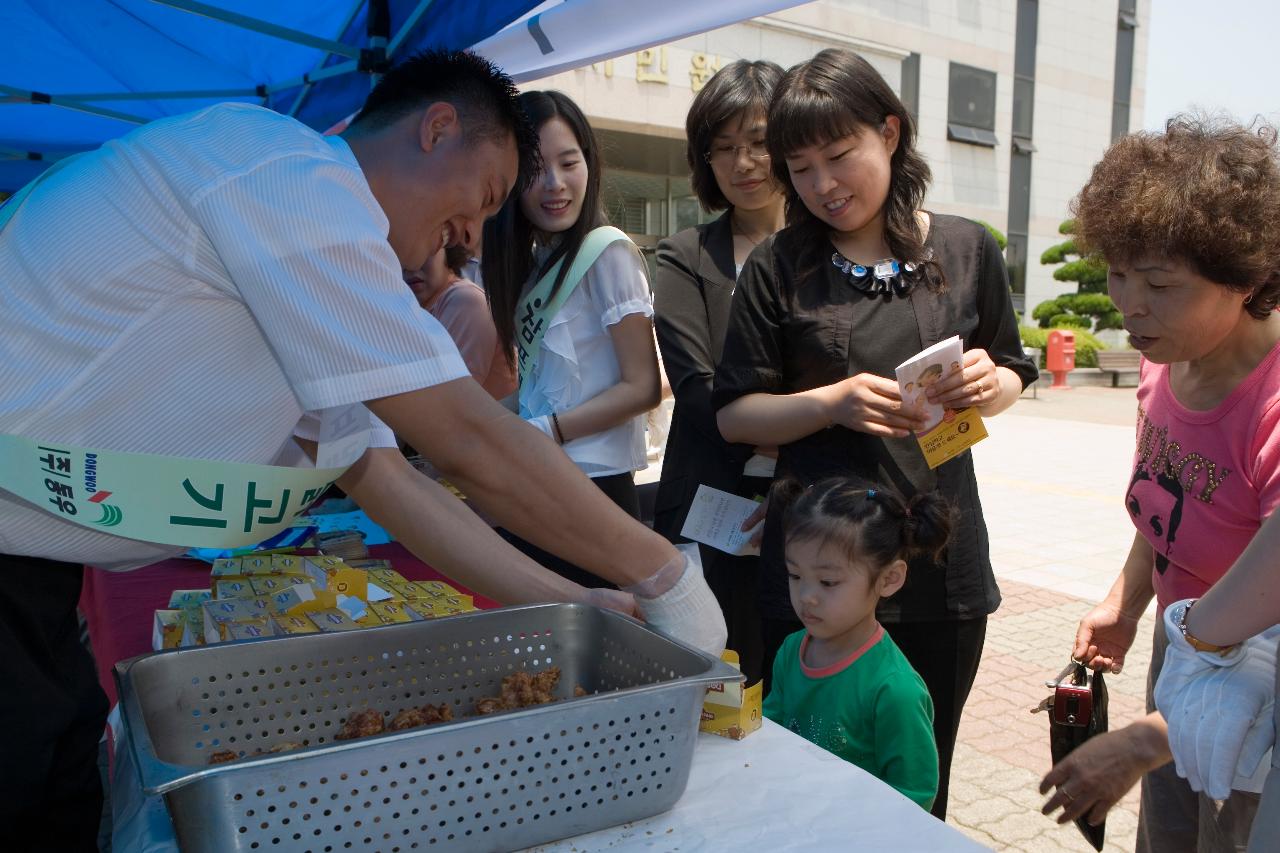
[0,50,724,850]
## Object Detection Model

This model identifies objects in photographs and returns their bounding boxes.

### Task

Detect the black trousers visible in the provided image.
[762,613,987,820]
[499,472,639,590]
[0,554,108,852]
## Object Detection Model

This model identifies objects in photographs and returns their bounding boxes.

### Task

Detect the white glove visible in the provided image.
[1155,599,1279,800]
[525,415,555,439]
[627,543,727,658]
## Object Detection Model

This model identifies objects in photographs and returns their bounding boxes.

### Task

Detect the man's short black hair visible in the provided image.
[351,49,539,192]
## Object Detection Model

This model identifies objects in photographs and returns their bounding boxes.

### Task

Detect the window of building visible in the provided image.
[1111,0,1138,141]
[900,53,921,121]
[947,62,998,147]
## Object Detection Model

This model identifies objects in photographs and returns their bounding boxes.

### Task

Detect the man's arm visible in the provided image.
[366,377,677,586]
[337,447,595,606]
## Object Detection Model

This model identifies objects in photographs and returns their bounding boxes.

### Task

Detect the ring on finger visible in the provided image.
[1060,787,1075,802]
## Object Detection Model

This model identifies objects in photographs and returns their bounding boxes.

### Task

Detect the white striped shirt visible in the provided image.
[0,103,468,569]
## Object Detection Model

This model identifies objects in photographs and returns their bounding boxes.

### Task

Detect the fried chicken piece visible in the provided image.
[207,750,239,765]
[388,707,429,731]
[335,708,384,740]
[251,741,304,757]
[475,668,566,715]
[421,703,453,724]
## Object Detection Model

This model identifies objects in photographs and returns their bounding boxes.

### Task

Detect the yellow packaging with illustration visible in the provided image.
[699,650,762,740]
[214,578,255,599]
[152,610,186,650]
[223,619,273,641]
[303,556,368,598]
[271,614,320,635]
[357,601,424,626]
[307,608,363,632]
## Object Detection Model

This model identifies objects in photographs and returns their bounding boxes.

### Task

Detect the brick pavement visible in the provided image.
[946,387,1155,852]
[946,578,1155,852]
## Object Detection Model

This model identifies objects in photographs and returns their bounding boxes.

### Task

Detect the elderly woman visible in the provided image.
[1041,116,1280,852]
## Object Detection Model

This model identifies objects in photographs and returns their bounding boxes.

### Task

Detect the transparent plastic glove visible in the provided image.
[625,543,727,657]
[525,415,554,439]
[1155,601,1279,799]
[583,587,639,619]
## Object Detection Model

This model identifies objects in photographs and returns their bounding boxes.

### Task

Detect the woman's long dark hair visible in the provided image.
[767,48,942,290]
[482,90,607,364]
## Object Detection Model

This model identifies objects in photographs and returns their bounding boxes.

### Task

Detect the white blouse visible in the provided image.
[519,241,654,477]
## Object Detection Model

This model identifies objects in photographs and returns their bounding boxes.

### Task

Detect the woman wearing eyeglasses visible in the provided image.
[652,59,785,684]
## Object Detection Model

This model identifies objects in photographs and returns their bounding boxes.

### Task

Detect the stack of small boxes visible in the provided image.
[151,554,477,650]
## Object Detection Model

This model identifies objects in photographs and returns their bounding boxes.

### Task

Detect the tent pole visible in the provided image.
[0,84,148,125]
[148,0,361,58]
[366,0,391,87]
[287,0,367,117]
[388,0,440,57]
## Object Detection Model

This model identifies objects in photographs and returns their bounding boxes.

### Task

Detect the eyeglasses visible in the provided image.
[703,142,770,164]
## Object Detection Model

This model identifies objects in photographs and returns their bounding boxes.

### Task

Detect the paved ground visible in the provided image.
[948,384,1151,852]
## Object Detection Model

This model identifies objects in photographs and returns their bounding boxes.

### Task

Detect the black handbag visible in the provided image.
[1035,661,1108,851]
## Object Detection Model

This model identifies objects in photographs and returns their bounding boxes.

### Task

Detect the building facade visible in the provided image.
[523,0,1149,319]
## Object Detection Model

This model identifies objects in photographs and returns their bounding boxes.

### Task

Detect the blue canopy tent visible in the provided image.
[0,0,543,190]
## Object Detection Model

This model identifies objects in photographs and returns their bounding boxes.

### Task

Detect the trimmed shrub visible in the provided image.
[1049,313,1092,330]
[1019,325,1105,368]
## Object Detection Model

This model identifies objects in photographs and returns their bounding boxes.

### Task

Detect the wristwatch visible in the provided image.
[1174,599,1237,655]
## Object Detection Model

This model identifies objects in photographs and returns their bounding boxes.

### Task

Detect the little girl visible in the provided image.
[762,477,951,811]
[483,91,660,587]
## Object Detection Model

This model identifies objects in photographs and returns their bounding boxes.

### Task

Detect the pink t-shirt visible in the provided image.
[1130,341,1280,610]
[424,279,517,401]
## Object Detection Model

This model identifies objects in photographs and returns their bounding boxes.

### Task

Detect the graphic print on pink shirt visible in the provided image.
[1127,345,1280,611]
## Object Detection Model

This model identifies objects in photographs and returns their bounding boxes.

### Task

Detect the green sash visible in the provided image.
[1,153,360,548]
[515,226,632,389]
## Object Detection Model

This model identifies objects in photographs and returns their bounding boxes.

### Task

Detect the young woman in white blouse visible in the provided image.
[483,90,661,586]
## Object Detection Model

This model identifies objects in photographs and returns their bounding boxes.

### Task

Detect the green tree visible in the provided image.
[1033,220,1120,332]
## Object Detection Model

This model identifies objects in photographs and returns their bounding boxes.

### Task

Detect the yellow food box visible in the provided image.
[210,557,243,579]
[307,608,363,632]
[303,556,368,598]
[367,566,408,587]
[223,619,273,641]
[357,601,423,626]
[699,650,762,741]
[269,555,311,577]
[214,578,256,599]
[249,575,309,596]
[414,580,459,597]
[378,579,421,601]
[268,584,338,616]
[237,555,276,576]
[152,610,186,651]
[180,608,205,646]
[271,614,320,635]
[202,598,255,639]
[436,593,475,611]
[167,589,212,611]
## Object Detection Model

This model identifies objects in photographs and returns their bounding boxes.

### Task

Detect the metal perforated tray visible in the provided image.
[115,603,739,852]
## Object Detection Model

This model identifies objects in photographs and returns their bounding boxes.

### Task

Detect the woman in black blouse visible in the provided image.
[653,59,784,684]
[713,49,1037,818]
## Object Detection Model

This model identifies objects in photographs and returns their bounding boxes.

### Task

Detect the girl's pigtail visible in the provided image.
[768,477,808,522]
[902,492,954,563]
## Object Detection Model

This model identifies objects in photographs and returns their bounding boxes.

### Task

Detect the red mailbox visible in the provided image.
[1046,330,1076,389]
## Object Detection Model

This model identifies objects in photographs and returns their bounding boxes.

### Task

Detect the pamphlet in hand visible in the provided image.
[895,335,988,469]
[680,484,762,557]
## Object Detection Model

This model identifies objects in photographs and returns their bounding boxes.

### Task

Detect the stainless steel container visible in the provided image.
[115,603,739,852]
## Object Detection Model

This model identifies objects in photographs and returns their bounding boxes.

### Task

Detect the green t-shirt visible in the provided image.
[763,627,938,810]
